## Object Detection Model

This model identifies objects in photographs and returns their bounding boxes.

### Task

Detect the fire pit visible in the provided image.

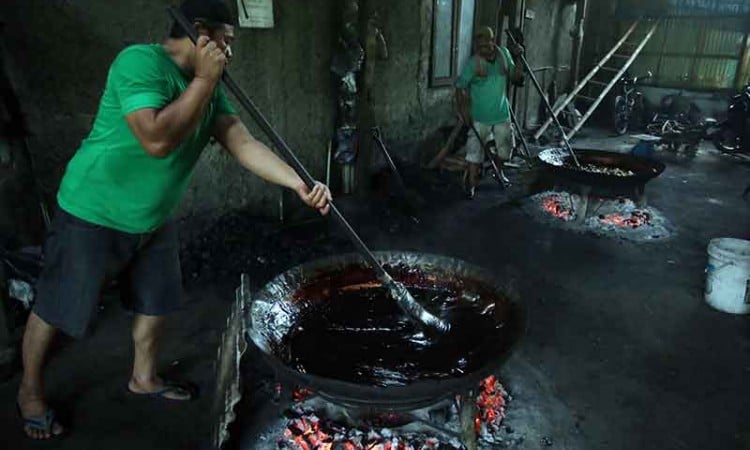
[524,191,673,241]
[526,149,672,241]
[223,252,526,449]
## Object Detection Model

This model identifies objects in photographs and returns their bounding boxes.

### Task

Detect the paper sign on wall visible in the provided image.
[237,0,274,29]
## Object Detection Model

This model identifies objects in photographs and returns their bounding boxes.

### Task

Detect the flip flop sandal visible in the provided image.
[16,403,65,439]
[126,382,195,401]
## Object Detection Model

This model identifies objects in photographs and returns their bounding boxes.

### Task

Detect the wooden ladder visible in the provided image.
[533,20,660,142]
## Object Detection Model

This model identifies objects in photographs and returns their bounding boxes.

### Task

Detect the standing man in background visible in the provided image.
[456,26,524,199]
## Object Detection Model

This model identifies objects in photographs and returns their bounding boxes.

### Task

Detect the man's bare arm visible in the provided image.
[212,114,331,214]
[125,78,217,158]
[125,36,226,158]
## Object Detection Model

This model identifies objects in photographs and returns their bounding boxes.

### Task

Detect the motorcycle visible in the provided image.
[711,83,750,154]
[613,71,652,135]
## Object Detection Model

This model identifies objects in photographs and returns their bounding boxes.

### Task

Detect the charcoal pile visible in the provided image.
[179,212,350,288]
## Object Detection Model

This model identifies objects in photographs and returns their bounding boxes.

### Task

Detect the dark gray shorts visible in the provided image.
[33,208,183,338]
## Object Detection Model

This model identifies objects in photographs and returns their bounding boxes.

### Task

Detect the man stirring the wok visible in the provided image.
[16,0,330,439]
[456,27,524,199]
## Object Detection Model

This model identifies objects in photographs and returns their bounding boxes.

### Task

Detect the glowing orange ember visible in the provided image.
[475,375,507,435]
[293,387,315,402]
[281,375,508,449]
[599,210,651,228]
[542,195,574,221]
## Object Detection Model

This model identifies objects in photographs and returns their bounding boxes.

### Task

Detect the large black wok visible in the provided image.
[538,148,665,189]
[244,252,526,410]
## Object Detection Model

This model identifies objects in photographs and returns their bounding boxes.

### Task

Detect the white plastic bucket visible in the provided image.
[705,238,750,314]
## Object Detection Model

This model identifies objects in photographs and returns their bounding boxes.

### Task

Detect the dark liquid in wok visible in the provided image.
[285,285,507,387]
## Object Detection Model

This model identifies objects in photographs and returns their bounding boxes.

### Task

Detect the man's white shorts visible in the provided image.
[465,121,513,164]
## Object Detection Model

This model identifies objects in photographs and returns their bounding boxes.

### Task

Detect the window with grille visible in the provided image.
[430,0,477,87]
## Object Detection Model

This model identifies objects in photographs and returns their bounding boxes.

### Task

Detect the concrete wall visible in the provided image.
[366,0,455,161]
[0,0,576,229]
[0,0,456,223]
[0,0,335,223]
[512,0,577,129]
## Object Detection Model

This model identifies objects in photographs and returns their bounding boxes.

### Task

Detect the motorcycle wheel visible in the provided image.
[713,127,741,153]
[614,96,629,135]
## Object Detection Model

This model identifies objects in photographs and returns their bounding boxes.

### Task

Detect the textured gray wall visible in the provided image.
[368,0,455,153]
[0,0,573,228]
[513,0,577,129]
[0,0,335,222]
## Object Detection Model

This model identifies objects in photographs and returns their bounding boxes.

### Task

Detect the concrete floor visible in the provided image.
[1,132,749,449]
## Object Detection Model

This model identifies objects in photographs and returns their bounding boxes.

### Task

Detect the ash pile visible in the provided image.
[523,191,673,242]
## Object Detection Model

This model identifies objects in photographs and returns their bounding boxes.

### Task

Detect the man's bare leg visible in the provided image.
[467,163,481,198]
[128,314,190,400]
[495,157,511,185]
[17,312,64,439]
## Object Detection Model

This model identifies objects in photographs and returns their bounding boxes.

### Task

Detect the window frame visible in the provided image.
[429,0,478,88]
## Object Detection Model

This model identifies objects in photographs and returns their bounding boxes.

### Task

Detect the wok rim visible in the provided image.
[537,148,666,187]
[245,251,528,408]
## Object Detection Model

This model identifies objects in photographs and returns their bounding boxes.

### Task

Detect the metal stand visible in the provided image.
[508,103,531,161]
[371,127,409,198]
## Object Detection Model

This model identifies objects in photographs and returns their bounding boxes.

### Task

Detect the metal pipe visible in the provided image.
[499,36,581,167]
[468,124,506,187]
[325,140,332,188]
[508,103,531,159]
[511,0,528,112]
[168,7,449,333]
[569,0,588,90]
[371,127,409,196]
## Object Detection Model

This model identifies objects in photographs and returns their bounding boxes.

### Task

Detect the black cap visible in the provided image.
[170,0,232,37]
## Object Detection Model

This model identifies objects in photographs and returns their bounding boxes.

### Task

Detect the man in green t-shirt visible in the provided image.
[455,26,524,199]
[17,0,331,439]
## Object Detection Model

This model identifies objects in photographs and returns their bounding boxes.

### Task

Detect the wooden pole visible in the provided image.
[565,21,660,141]
[427,116,464,169]
[533,20,639,141]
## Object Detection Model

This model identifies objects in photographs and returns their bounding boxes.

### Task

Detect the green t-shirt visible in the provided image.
[57,44,236,233]
[455,47,515,125]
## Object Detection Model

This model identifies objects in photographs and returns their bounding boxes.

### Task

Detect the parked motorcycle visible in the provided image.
[711,83,750,154]
[613,71,652,135]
